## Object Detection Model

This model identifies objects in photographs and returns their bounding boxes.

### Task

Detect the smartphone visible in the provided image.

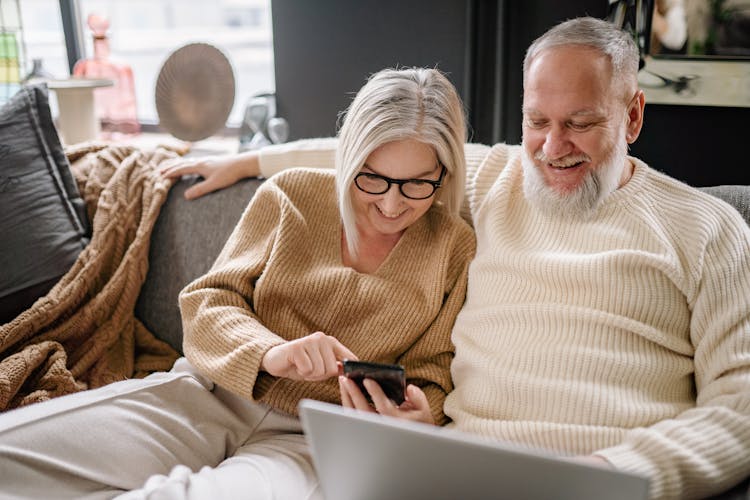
[341,360,406,405]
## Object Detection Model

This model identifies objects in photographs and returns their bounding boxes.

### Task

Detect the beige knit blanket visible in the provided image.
[0,142,186,411]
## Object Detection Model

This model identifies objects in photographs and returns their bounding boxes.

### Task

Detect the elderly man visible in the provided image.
[163,16,750,499]
[440,16,750,500]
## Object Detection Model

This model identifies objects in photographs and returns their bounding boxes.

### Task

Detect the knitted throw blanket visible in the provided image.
[0,142,185,411]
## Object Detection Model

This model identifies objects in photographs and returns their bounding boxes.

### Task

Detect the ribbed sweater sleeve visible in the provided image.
[258,138,338,178]
[179,179,288,399]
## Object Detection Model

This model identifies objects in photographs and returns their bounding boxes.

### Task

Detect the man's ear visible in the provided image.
[625,90,645,144]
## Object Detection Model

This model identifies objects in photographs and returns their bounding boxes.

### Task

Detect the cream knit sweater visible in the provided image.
[258,139,750,499]
[179,168,475,424]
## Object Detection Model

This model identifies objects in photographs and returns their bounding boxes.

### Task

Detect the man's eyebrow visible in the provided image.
[569,109,603,117]
[521,107,604,118]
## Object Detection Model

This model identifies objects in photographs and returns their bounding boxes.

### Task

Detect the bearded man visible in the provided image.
[441,17,750,500]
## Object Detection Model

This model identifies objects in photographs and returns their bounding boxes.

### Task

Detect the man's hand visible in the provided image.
[339,375,434,425]
[159,152,261,200]
[261,332,357,382]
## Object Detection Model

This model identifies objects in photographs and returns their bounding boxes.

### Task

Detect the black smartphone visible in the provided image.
[341,360,406,405]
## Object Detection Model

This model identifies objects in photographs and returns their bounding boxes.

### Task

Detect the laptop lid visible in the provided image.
[299,399,649,500]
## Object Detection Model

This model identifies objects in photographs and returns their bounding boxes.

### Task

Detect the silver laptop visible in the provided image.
[299,399,649,500]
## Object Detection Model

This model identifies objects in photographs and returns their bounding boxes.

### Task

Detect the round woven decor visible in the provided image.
[155,43,235,141]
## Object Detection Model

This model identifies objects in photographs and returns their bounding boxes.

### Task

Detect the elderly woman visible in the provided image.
[0,67,475,500]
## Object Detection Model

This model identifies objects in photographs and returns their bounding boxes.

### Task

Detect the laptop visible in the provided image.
[299,399,649,500]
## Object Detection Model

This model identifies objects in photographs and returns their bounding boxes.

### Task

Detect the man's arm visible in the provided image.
[257,137,339,177]
[596,207,750,499]
[162,138,494,228]
[159,138,340,199]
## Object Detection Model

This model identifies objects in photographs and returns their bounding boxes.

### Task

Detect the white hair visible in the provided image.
[523,17,640,97]
[335,67,467,257]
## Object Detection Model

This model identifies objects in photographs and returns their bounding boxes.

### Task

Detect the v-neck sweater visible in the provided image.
[179,167,476,423]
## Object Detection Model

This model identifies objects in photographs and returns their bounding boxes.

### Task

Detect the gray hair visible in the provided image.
[523,17,640,95]
[335,67,467,257]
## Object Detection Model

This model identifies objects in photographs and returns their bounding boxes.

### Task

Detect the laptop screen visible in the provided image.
[299,399,649,500]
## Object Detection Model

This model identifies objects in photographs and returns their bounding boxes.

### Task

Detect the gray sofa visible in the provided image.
[136,176,750,354]
[134,174,750,499]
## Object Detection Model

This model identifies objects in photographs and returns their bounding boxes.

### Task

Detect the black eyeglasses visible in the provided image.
[354,165,446,200]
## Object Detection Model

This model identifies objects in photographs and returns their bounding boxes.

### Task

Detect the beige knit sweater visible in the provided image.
[257,139,750,500]
[0,143,182,411]
[179,168,475,424]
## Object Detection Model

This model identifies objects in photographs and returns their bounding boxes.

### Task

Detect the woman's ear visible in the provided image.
[625,90,646,144]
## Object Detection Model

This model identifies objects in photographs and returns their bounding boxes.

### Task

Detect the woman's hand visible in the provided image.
[159,151,261,200]
[261,332,357,382]
[339,376,434,425]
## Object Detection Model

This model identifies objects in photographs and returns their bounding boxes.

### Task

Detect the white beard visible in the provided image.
[521,137,628,220]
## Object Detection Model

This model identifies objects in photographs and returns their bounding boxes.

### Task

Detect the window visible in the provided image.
[20,1,68,80]
[19,0,274,126]
[4,0,65,103]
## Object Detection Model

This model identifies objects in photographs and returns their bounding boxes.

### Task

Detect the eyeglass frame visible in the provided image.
[353,165,446,200]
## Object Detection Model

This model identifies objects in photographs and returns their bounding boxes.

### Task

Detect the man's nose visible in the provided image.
[542,125,572,160]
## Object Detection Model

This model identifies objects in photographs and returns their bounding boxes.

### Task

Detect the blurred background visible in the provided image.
[18,0,274,126]
[3,0,749,186]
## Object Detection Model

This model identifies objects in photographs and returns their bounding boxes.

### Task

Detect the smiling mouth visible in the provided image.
[549,160,585,170]
[535,151,590,171]
[376,205,406,219]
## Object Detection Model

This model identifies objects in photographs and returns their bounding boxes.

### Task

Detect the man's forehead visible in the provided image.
[526,47,612,87]
[522,48,620,117]
[522,85,612,119]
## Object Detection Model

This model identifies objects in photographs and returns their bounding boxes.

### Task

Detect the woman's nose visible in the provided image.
[380,184,405,210]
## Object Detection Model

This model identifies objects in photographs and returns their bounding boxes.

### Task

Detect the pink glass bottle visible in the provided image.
[73,14,140,136]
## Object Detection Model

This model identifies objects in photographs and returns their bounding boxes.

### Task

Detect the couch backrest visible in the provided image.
[135,177,263,353]
[699,185,750,223]
[137,180,750,354]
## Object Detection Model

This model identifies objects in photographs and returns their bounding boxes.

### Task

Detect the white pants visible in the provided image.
[0,358,322,500]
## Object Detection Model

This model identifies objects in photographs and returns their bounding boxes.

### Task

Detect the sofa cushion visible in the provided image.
[0,84,90,324]
[699,185,750,226]
[135,176,264,353]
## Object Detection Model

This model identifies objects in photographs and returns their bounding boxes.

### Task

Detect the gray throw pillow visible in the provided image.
[0,84,90,324]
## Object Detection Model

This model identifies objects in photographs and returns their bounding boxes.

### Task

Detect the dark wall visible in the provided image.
[271,0,474,140]
[271,0,749,187]
[630,104,749,186]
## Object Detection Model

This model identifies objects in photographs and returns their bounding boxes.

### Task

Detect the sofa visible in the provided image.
[2,84,749,498]
[136,177,750,358]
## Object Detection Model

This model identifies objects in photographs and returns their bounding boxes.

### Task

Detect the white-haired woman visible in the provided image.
[0,67,475,500]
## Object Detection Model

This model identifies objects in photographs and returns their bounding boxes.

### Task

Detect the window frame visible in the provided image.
[56,0,275,131]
